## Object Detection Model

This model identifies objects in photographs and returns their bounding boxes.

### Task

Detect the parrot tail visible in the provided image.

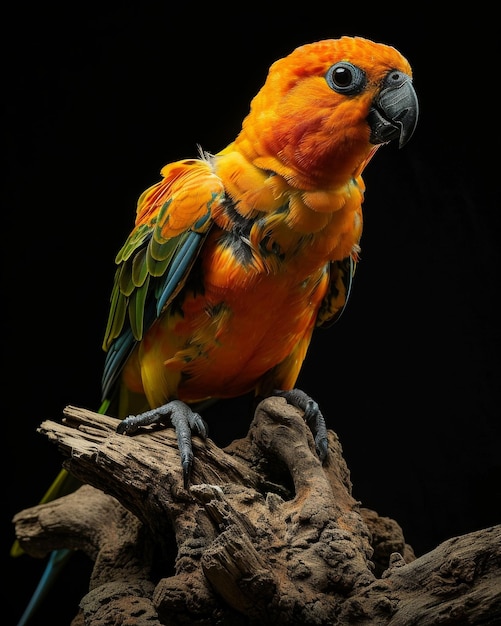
[15,549,73,626]
[12,398,111,626]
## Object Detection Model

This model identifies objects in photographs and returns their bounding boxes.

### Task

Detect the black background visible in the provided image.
[4,4,500,625]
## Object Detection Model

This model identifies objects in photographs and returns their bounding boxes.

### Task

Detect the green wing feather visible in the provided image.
[101,158,224,399]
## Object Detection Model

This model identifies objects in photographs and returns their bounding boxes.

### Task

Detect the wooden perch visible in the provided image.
[13,398,501,625]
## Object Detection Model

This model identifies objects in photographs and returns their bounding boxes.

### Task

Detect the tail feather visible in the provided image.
[15,549,73,626]
[12,398,111,625]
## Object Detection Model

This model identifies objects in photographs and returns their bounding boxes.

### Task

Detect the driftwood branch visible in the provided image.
[13,398,501,625]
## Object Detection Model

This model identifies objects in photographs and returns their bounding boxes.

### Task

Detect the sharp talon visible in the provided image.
[116,414,141,435]
[182,460,192,490]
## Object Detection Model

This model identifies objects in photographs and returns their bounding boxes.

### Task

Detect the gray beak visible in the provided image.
[368,71,419,148]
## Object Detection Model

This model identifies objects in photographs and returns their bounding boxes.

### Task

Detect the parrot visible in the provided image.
[13,35,418,625]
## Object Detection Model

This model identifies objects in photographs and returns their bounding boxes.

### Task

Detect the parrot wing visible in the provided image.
[12,158,225,626]
[316,255,357,328]
[101,155,224,401]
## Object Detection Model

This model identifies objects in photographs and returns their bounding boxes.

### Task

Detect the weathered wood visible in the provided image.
[12,398,501,625]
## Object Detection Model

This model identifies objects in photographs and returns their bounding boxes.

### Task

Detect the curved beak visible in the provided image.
[368,71,419,148]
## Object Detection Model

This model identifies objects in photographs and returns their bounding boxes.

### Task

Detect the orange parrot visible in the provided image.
[101,35,418,484]
[14,36,418,625]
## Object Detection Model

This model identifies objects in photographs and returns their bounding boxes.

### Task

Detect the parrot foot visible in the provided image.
[272,389,329,461]
[117,400,208,488]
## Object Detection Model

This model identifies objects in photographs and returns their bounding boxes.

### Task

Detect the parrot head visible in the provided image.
[234,36,419,189]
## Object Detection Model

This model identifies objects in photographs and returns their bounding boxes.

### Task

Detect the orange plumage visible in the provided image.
[13,36,418,626]
[102,36,418,427]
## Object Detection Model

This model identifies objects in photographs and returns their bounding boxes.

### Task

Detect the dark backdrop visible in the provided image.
[4,5,499,625]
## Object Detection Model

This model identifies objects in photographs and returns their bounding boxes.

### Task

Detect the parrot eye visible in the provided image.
[325,62,366,95]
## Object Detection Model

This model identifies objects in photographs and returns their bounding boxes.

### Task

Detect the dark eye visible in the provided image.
[325,62,366,95]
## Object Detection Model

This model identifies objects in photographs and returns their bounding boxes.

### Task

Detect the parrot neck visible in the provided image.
[211,147,364,269]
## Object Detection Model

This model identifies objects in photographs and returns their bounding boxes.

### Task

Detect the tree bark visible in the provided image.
[12,398,501,625]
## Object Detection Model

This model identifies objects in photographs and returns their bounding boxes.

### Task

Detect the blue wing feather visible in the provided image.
[155,230,204,314]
